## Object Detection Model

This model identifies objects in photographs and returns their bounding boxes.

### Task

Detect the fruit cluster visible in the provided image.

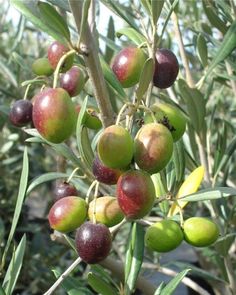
[9,41,101,142]
[10,41,220,264]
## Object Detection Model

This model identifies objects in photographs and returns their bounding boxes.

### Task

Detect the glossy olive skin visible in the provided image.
[153,49,179,89]
[32,88,77,143]
[75,221,112,264]
[53,181,78,201]
[117,170,155,219]
[48,41,74,72]
[48,196,87,233]
[32,57,54,76]
[98,125,134,169]
[145,220,183,252]
[9,99,33,127]
[183,217,219,247]
[88,196,124,227]
[92,155,123,185]
[134,123,173,174]
[60,66,85,96]
[112,47,147,88]
[144,103,187,142]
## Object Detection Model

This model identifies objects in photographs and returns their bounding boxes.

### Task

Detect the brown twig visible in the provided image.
[69,0,115,127]
[172,12,195,88]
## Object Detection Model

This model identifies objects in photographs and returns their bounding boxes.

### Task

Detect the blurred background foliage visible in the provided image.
[0,0,235,294]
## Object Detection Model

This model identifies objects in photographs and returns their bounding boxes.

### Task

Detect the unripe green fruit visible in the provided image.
[145,103,186,142]
[183,217,219,247]
[32,58,54,76]
[145,220,183,252]
[48,196,87,233]
[98,125,134,169]
[85,108,102,130]
[134,123,173,174]
[88,196,124,227]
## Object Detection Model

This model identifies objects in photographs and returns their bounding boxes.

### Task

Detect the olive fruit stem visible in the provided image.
[66,167,80,183]
[86,180,98,203]
[92,181,99,224]
[115,103,129,125]
[43,256,82,295]
[53,49,76,89]
[23,84,31,100]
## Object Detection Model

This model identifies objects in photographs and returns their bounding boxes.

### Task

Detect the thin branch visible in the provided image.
[43,256,82,295]
[69,0,114,127]
[172,12,195,88]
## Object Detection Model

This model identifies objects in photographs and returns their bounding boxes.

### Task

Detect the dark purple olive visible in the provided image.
[92,154,124,185]
[9,99,33,127]
[75,221,112,264]
[153,49,179,89]
[60,66,85,97]
[53,181,78,201]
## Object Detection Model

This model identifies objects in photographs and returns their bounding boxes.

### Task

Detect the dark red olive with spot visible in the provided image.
[9,99,33,127]
[75,221,112,264]
[117,170,155,219]
[53,181,78,201]
[153,49,179,89]
[92,154,124,185]
[48,41,74,73]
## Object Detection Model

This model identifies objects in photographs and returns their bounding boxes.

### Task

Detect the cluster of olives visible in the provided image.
[9,41,101,142]
[9,41,219,264]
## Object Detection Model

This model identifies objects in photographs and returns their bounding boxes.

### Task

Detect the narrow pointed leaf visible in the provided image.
[179,187,236,202]
[205,20,236,79]
[167,261,226,283]
[151,0,164,25]
[202,0,227,34]
[214,233,236,257]
[154,282,166,295]
[76,96,94,169]
[140,0,152,16]
[136,58,154,102]
[160,269,191,295]
[100,0,139,32]
[3,235,26,295]
[125,223,144,294]
[159,0,179,42]
[1,148,28,268]
[87,272,118,295]
[105,17,115,63]
[178,79,206,134]
[38,1,70,41]
[79,0,91,43]
[197,33,208,67]
[26,172,69,195]
[0,60,17,87]
[11,0,68,44]
[116,27,146,46]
